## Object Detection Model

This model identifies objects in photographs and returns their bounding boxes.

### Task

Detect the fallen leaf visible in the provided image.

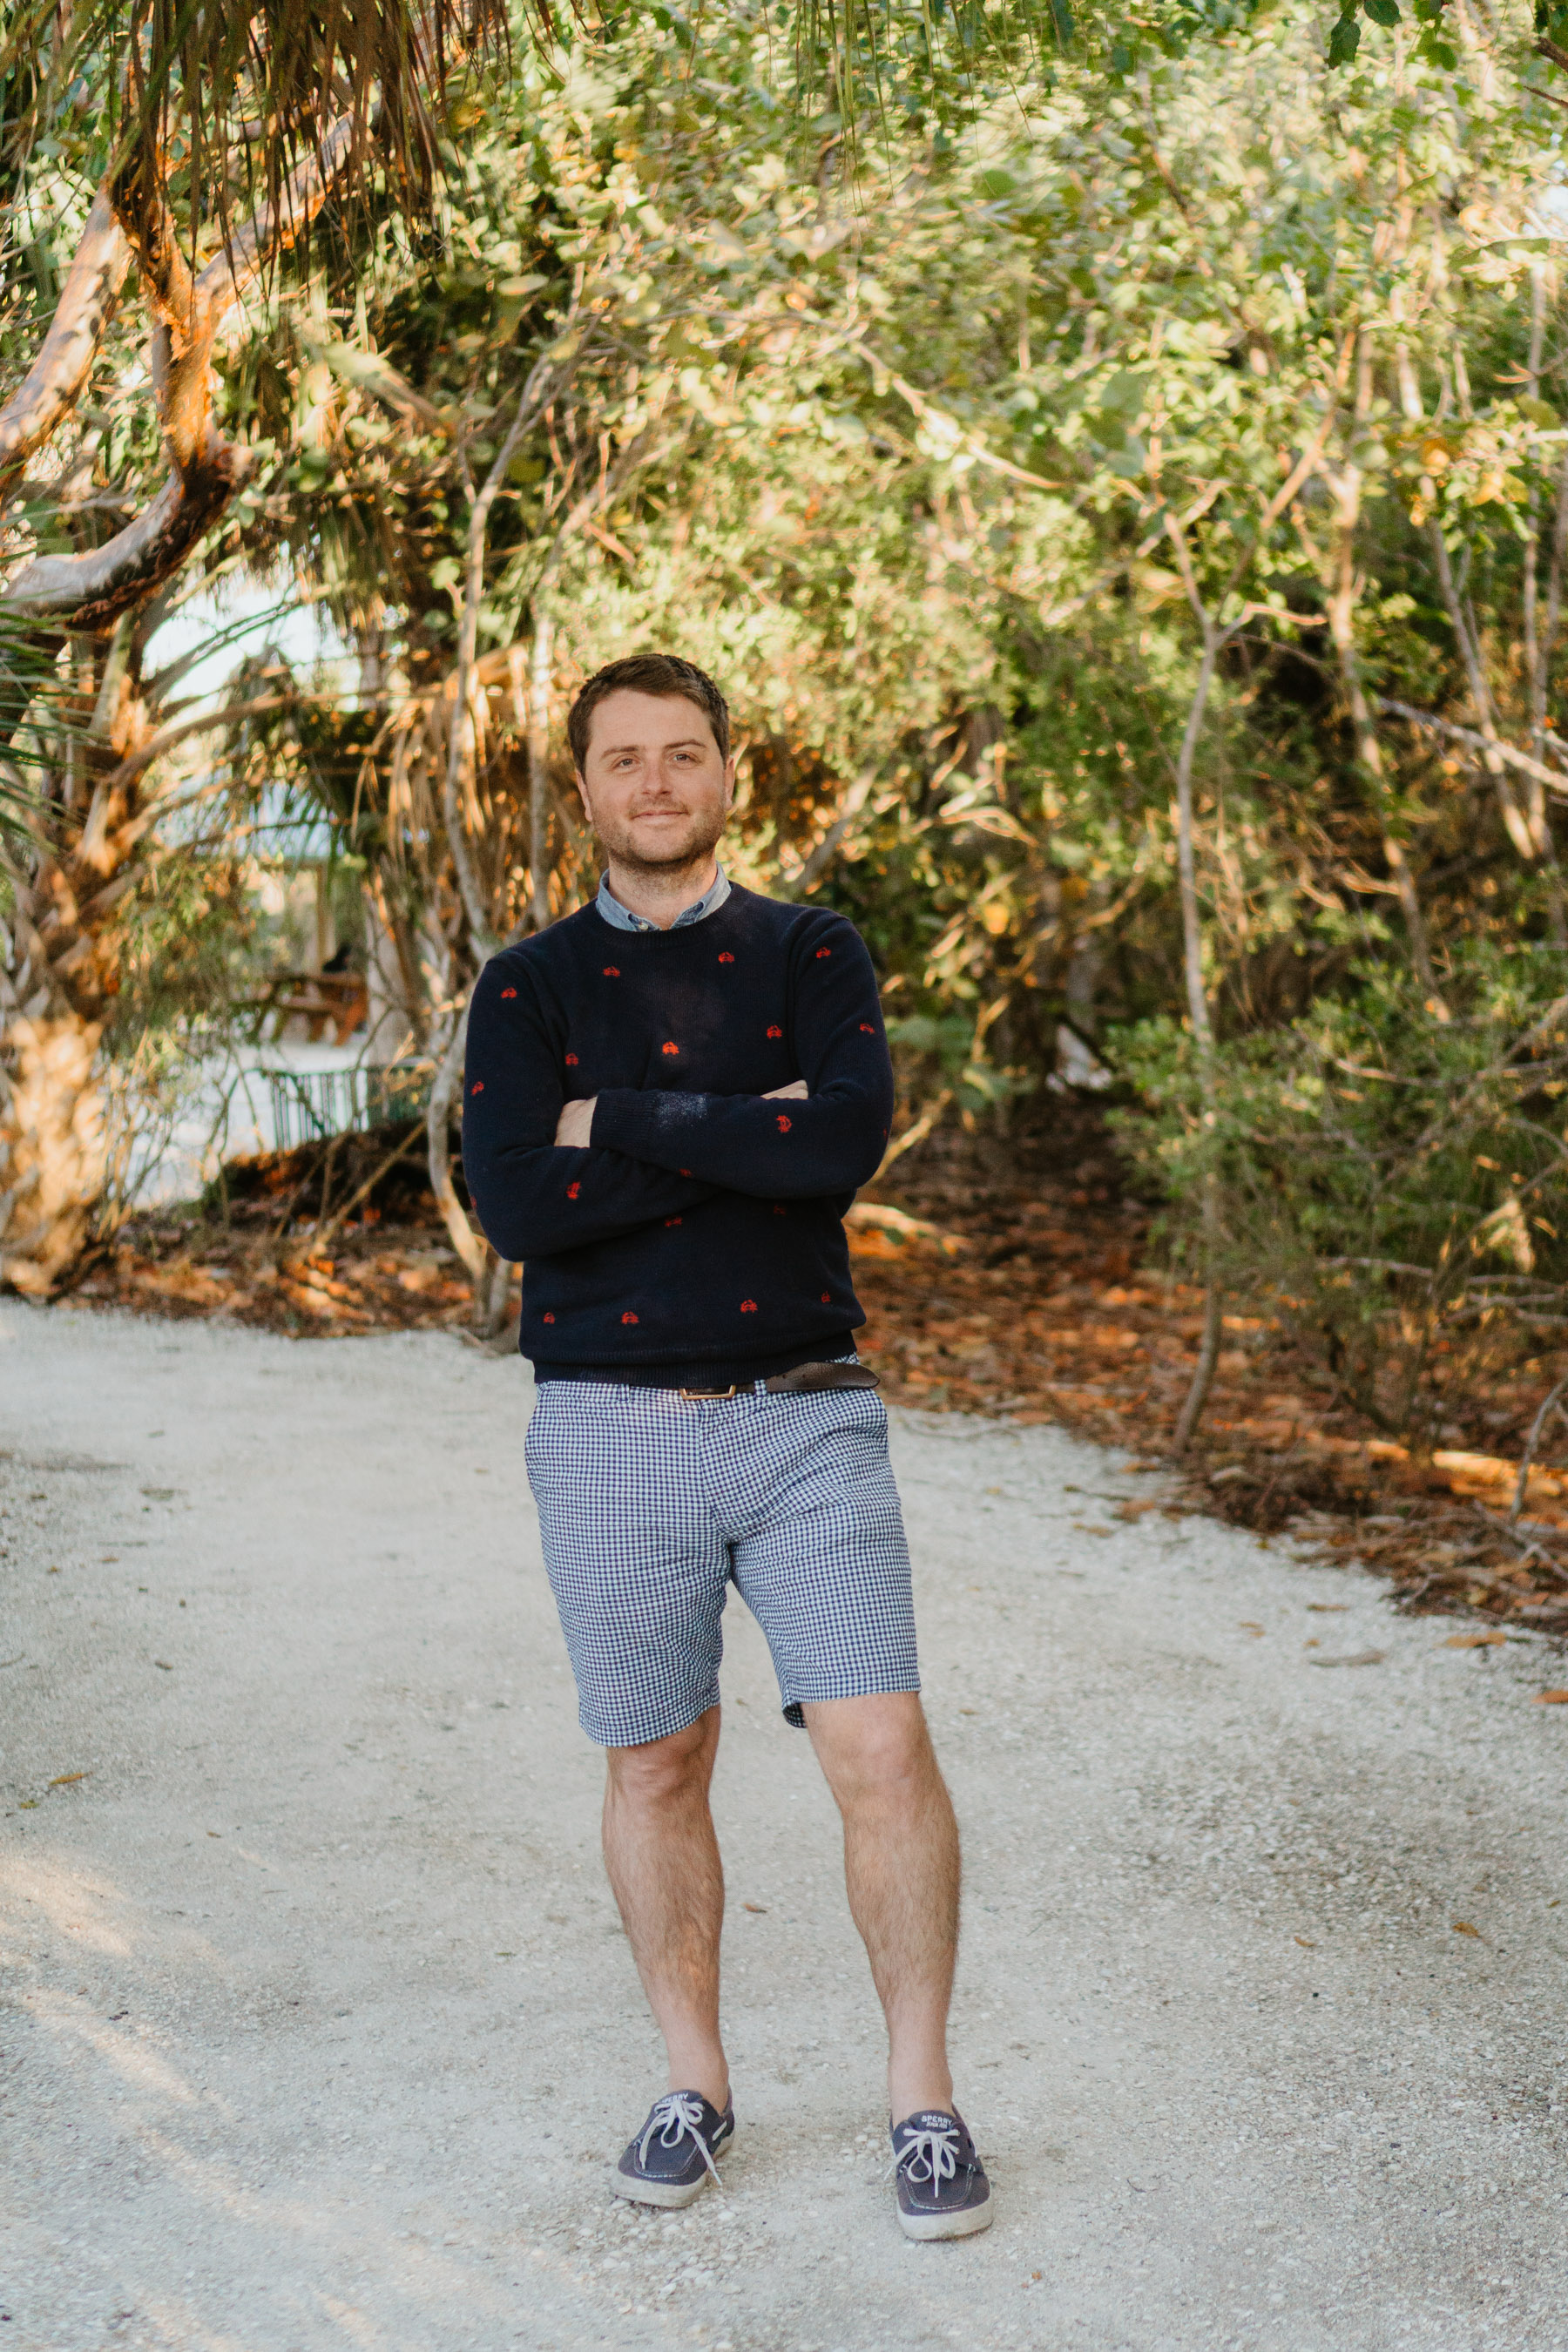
[1451,1921,1482,1937]
[47,1772,90,1787]
[1115,1499,1158,1521]
[1306,1603,1349,1613]
[1238,1621,1265,1635]
[1294,1935,1316,1948]
[742,1902,768,1914]
[1445,1631,1506,1648]
[1309,1650,1386,1668]
[1532,1688,1568,1704]
[153,1659,173,1672]
[1304,1639,1321,1648]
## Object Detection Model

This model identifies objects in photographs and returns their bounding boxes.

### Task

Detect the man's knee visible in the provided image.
[805,1692,940,1807]
[605,1708,718,1809]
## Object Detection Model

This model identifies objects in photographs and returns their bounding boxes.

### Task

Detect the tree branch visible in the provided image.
[0,188,131,500]
[3,108,362,632]
[196,114,360,320]
[1379,698,1568,797]
[443,351,565,955]
[2,452,243,628]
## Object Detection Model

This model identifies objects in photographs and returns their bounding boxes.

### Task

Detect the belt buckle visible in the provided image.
[679,1383,740,1402]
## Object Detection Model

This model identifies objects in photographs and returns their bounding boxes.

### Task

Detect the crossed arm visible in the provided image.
[553,1077,805,1148]
[461,919,894,1265]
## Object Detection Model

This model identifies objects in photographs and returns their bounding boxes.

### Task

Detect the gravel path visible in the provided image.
[3,1300,1567,2351]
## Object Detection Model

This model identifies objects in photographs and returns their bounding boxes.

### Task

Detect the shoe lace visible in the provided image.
[638,2092,723,2186]
[891,2126,961,2189]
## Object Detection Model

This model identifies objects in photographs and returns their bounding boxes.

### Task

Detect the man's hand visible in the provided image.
[763,1080,808,1101]
[555,1096,598,1148]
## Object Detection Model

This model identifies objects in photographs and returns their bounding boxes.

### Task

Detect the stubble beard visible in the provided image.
[599,803,727,881]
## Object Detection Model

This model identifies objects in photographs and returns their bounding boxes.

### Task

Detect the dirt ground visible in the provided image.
[5,1300,1568,2349]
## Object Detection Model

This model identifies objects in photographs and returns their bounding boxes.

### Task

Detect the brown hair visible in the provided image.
[566,653,730,772]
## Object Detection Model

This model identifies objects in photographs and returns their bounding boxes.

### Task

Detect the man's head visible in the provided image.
[567,654,733,879]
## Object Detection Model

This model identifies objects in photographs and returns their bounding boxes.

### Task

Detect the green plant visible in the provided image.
[1112,943,1568,1444]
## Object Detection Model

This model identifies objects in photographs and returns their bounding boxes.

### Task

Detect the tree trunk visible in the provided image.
[0,659,147,1293]
[1325,478,1443,1003]
[0,111,371,1291]
[0,1012,108,1294]
[1168,625,1224,1456]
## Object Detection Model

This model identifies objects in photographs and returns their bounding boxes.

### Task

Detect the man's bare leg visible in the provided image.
[803,1692,960,2120]
[602,1705,730,2109]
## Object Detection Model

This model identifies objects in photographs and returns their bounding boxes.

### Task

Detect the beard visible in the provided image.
[595,796,728,877]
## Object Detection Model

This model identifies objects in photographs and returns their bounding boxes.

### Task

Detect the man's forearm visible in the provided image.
[554,1078,805,1152]
[589,1080,883,1200]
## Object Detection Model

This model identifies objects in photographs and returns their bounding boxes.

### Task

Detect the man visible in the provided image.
[463,652,990,2240]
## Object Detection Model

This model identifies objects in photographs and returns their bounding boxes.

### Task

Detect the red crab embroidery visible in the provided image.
[767,1024,782,1039]
[665,1217,682,1227]
[500,987,517,999]
[564,1052,578,1066]
[543,1312,556,1324]
[773,1204,787,1216]
[621,1310,640,1325]
[821,1292,831,1304]
[815,947,832,959]
[662,1041,679,1056]
[603,965,621,977]
[775,1114,792,1132]
[740,1299,758,1314]
[679,1167,692,1177]
[470,1081,484,1095]
[567,1181,581,1200]
[860,1023,875,1033]
[718,951,735,963]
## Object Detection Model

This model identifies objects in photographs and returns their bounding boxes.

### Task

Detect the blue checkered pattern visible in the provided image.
[524,1379,919,1747]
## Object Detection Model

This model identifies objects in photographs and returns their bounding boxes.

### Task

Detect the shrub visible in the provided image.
[1111,943,1568,1445]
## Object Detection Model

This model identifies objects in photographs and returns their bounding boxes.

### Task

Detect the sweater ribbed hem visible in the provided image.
[531,1331,856,1389]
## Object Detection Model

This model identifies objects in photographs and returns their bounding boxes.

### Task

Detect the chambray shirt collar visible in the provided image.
[595,864,731,934]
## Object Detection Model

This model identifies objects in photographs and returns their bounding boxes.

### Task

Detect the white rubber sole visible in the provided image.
[897,2194,995,2240]
[608,2166,713,2208]
[608,2133,731,2209]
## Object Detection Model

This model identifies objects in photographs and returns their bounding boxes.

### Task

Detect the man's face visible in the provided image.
[576,688,735,875]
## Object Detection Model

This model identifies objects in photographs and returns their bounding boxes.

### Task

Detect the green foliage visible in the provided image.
[1112,943,1568,1439]
[1324,0,1456,70]
[17,0,1568,1361]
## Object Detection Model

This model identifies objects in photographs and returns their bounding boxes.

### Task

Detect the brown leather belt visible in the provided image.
[678,1362,882,1402]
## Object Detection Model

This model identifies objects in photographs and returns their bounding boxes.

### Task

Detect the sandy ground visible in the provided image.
[3,1303,1568,2352]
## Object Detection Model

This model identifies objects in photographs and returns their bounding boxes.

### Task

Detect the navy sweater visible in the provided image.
[461,884,895,1382]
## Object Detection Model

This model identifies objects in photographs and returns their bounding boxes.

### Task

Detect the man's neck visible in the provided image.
[603,855,720,932]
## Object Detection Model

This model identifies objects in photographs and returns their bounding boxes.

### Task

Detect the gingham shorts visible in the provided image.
[524,1377,920,1747]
